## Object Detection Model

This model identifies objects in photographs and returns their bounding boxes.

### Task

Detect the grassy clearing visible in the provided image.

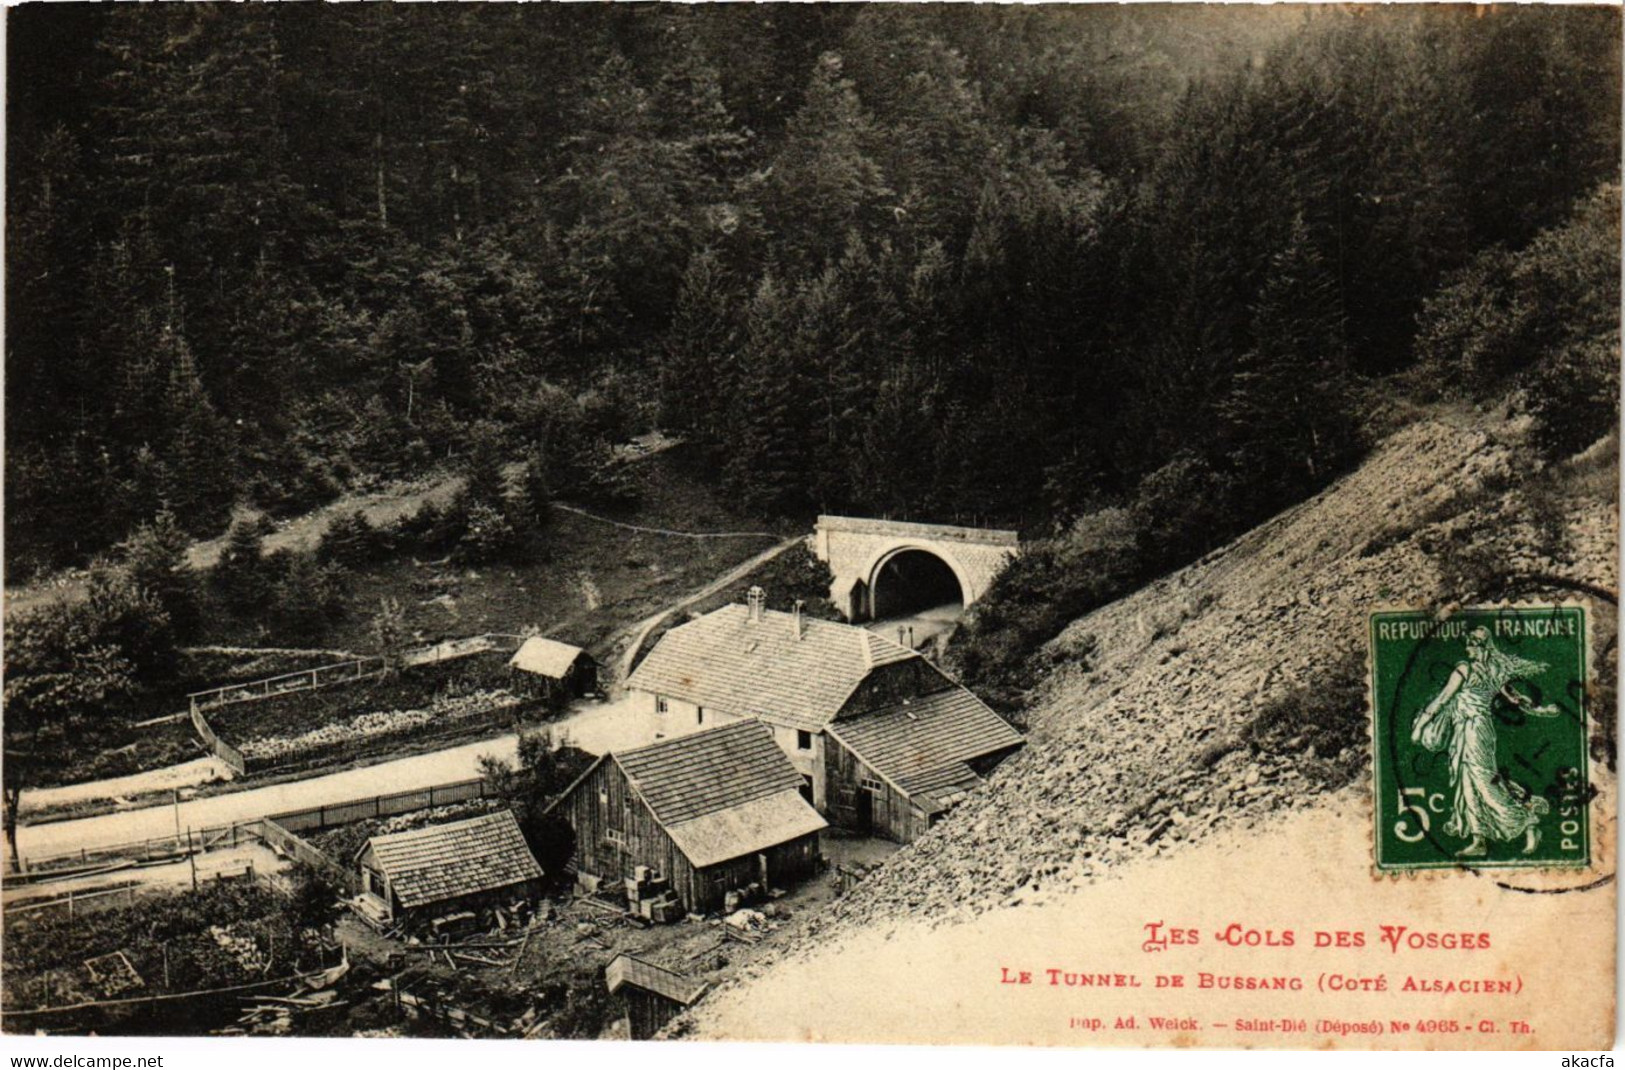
[30,448,792,794]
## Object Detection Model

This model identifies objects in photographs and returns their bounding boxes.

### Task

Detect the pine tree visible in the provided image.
[767,52,892,270]
[119,509,200,640]
[1218,214,1354,511]
[659,249,740,442]
[271,553,348,644]
[723,274,813,516]
[156,321,236,536]
[214,517,271,609]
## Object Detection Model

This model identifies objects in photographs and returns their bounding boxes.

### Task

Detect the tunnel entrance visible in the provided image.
[870,549,965,622]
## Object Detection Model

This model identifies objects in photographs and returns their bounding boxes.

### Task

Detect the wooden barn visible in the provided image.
[354,810,543,928]
[824,687,1024,844]
[550,720,826,915]
[508,636,598,701]
[605,953,708,1040]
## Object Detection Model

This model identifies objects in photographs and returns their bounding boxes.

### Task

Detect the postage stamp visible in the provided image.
[1370,604,1591,872]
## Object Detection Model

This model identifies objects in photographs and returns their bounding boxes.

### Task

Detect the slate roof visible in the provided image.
[826,687,1023,812]
[510,636,588,679]
[605,953,708,1005]
[612,720,827,868]
[360,811,542,909]
[626,604,917,731]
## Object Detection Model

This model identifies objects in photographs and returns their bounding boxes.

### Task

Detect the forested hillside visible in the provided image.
[8,5,1618,579]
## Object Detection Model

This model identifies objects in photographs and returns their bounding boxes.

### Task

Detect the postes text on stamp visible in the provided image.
[1371,605,1590,872]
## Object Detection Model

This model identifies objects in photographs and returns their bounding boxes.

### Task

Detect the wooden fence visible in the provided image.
[18,779,494,877]
[264,777,493,834]
[190,700,247,776]
[8,862,260,921]
[20,821,265,875]
[7,881,142,918]
[188,657,387,719]
[260,816,357,894]
[181,633,529,776]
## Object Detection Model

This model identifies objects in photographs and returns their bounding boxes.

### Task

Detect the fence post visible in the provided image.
[67,890,75,919]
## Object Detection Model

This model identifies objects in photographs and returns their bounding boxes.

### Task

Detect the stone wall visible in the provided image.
[814,515,1019,619]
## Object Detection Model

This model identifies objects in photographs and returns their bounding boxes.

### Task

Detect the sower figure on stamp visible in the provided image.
[1411,627,1561,858]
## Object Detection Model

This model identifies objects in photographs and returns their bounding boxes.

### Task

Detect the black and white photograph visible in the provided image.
[2,2,1619,1056]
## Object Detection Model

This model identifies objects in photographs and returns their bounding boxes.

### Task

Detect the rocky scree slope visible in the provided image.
[700,413,1617,1001]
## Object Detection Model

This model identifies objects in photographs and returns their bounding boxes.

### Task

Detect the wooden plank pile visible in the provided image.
[222,959,351,1036]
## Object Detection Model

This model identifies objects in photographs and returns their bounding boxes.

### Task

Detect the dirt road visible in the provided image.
[13,734,524,866]
[13,692,682,867]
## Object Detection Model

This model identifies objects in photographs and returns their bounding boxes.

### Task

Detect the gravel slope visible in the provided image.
[691,411,1617,1032]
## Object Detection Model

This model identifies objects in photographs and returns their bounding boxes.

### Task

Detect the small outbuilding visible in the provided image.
[354,810,543,928]
[551,720,827,915]
[509,636,599,702]
[605,953,707,1039]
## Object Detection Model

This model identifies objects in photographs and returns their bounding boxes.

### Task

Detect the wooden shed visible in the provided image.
[605,953,707,1040]
[824,686,1023,844]
[551,720,826,915]
[354,810,543,928]
[509,636,598,701]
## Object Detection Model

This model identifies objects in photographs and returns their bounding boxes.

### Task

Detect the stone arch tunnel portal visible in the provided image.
[870,547,965,622]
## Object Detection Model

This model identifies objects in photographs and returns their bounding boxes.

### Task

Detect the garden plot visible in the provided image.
[240,690,523,765]
[1,878,331,1024]
[209,651,531,773]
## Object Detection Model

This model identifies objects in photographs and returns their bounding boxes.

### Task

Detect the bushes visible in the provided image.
[947,508,1144,712]
[1416,183,1620,456]
[1129,452,1245,573]
[268,553,350,644]
[317,509,392,568]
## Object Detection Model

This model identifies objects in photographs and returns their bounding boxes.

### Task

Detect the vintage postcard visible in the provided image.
[2,1,1618,1057]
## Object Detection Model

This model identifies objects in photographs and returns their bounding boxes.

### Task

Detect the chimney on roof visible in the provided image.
[747,586,765,623]
[791,599,805,641]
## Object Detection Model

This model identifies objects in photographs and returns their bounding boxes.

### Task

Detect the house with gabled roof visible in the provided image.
[624,588,1022,840]
[550,719,826,914]
[354,810,543,927]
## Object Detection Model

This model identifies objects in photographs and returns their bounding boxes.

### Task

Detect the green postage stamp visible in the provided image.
[1370,604,1590,872]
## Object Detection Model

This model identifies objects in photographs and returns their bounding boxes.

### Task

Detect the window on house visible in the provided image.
[605,829,625,846]
[796,730,813,751]
[799,775,814,804]
[697,706,705,725]
[655,696,669,715]
[860,776,883,794]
